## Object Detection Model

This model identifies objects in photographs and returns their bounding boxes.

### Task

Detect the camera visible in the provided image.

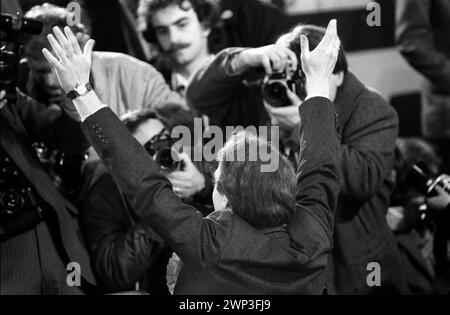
[1,13,43,102]
[261,67,306,108]
[0,189,25,216]
[144,129,184,173]
[404,162,450,198]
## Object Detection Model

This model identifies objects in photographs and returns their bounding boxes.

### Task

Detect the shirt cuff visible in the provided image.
[79,104,108,122]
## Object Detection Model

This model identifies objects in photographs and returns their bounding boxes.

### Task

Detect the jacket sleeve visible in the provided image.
[186,48,257,127]
[396,0,450,92]
[288,97,341,261]
[14,89,90,153]
[81,108,225,272]
[338,93,398,204]
[83,172,165,292]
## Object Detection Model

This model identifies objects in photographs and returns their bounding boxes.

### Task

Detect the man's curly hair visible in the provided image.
[138,0,222,48]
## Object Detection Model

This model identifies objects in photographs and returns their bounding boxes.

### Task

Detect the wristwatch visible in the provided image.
[67,82,93,100]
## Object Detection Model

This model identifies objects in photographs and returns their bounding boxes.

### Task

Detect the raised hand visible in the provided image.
[238,44,299,75]
[42,26,95,93]
[300,19,340,99]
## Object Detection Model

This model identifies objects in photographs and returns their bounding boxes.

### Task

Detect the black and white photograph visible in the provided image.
[1,0,449,303]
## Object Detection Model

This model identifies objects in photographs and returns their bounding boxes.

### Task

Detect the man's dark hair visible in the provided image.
[278,24,348,74]
[138,0,221,47]
[216,132,296,227]
[122,102,196,134]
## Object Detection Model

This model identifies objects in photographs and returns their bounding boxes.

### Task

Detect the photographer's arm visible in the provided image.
[186,45,297,127]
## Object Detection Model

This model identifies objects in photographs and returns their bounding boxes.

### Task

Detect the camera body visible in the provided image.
[144,130,184,173]
[0,13,43,102]
[405,163,450,198]
[261,67,306,108]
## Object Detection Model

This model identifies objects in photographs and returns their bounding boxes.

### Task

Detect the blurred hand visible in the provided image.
[42,26,95,93]
[386,206,406,232]
[264,89,302,131]
[167,153,205,199]
[300,19,340,99]
[0,90,6,110]
[239,44,298,75]
[427,186,450,212]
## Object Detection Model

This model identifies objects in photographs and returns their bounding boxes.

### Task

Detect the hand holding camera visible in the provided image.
[166,153,206,199]
[238,44,298,76]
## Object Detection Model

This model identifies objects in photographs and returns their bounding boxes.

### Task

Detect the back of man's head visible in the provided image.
[277,24,348,75]
[23,3,87,61]
[216,132,296,227]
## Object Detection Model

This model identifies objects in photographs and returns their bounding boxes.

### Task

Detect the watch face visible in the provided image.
[75,85,88,95]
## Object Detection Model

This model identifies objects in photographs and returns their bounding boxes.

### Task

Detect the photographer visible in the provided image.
[81,106,214,294]
[43,20,341,294]
[187,24,408,294]
[0,88,96,294]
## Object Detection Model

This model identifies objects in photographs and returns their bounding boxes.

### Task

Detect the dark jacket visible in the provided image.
[0,91,96,288]
[81,156,215,294]
[187,49,409,294]
[81,96,341,295]
[81,161,171,295]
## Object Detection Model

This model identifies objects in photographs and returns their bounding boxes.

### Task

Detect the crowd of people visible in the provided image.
[0,0,449,295]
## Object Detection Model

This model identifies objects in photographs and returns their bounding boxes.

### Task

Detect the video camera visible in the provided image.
[261,67,306,108]
[0,13,43,103]
[144,129,184,173]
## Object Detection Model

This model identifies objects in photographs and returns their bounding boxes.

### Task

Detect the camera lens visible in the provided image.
[262,80,289,108]
[155,148,180,172]
[0,189,25,216]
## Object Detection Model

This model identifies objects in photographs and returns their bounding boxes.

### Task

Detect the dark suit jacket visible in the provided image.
[81,161,171,294]
[187,50,409,294]
[81,96,341,295]
[0,91,96,287]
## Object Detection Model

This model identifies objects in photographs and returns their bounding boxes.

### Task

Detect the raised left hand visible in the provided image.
[42,26,95,93]
[167,153,206,199]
